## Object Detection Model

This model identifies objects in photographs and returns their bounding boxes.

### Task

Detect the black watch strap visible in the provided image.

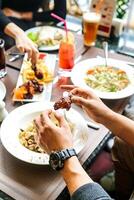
[58,148,77,160]
[49,148,77,171]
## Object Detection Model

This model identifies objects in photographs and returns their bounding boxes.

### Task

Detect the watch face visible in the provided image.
[49,152,64,170]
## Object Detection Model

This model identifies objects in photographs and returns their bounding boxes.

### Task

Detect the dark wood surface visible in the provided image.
[0,34,134,200]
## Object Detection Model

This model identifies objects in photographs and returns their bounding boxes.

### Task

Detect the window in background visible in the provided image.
[118,0,134,57]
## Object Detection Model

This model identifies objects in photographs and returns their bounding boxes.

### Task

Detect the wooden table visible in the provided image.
[0,34,134,200]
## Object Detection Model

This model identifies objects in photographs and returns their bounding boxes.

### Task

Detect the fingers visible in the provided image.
[70,87,97,99]
[60,85,77,90]
[41,109,55,128]
[31,48,38,66]
[26,46,38,65]
[61,86,94,98]
[16,35,39,65]
[71,96,89,108]
[54,112,69,128]
[34,116,43,134]
[17,45,25,53]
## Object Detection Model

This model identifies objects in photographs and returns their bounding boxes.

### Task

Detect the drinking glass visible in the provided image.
[83,12,101,47]
[0,39,7,79]
[58,34,75,77]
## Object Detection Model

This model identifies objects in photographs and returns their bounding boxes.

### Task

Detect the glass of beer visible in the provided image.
[0,39,7,79]
[58,33,75,77]
[83,12,101,47]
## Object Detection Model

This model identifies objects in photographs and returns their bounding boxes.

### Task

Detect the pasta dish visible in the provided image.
[85,66,130,92]
[19,113,74,153]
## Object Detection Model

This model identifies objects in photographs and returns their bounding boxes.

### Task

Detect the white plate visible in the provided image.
[0,102,89,165]
[71,58,134,99]
[13,53,56,102]
[0,81,6,100]
[25,26,65,51]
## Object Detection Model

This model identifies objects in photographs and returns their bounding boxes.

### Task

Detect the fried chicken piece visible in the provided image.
[53,95,72,111]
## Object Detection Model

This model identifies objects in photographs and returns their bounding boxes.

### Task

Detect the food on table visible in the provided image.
[85,66,130,92]
[27,29,63,47]
[53,95,72,111]
[27,32,38,42]
[13,80,44,100]
[19,123,44,153]
[19,112,74,153]
[22,58,53,84]
[13,56,53,100]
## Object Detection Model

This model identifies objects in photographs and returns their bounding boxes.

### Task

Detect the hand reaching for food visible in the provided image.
[34,110,73,153]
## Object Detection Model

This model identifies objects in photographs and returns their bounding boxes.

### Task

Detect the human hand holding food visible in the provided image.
[61,85,113,124]
[15,32,38,65]
[4,23,38,65]
[34,109,73,153]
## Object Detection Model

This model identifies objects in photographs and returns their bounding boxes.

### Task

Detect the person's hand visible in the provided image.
[61,85,113,124]
[34,109,73,153]
[4,22,38,65]
[15,33,38,65]
[3,8,22,18]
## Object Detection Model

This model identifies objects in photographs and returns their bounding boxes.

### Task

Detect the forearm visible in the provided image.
[101,110,134,145]
[60,156,111,199]
[4,22,25,40]
[60,156,93,195]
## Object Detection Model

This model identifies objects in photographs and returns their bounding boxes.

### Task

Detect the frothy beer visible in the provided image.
[83,12,100,46]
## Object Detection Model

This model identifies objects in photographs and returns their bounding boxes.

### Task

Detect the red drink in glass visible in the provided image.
[59,41,75,70]
[58,34,75,76]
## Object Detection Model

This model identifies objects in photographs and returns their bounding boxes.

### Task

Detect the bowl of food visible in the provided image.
[0,102,89,165]
[71,58,134,99]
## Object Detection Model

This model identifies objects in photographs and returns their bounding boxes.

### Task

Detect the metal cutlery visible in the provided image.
[102,41,108,67]
[8,52,24,62]
[9,54,24,62]
[97,55,134,67]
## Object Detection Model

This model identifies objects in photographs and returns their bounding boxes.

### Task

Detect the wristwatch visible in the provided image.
[49,148,77,171]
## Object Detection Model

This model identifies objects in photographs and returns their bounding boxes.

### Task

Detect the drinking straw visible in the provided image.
[51,13,68,40]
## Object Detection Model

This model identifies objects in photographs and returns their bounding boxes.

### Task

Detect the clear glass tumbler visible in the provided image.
[58,34,75,77]
[0,39,7,79]
[83,12,101,47]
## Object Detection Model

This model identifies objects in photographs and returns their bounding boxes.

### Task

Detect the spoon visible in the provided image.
[102,41,108,67]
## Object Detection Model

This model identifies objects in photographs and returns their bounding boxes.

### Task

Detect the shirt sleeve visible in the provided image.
[71,183,112,200]
[33,0,66,23]
[0,10,11,32]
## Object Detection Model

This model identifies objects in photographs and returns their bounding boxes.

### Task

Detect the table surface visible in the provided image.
[0,33,134,200]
